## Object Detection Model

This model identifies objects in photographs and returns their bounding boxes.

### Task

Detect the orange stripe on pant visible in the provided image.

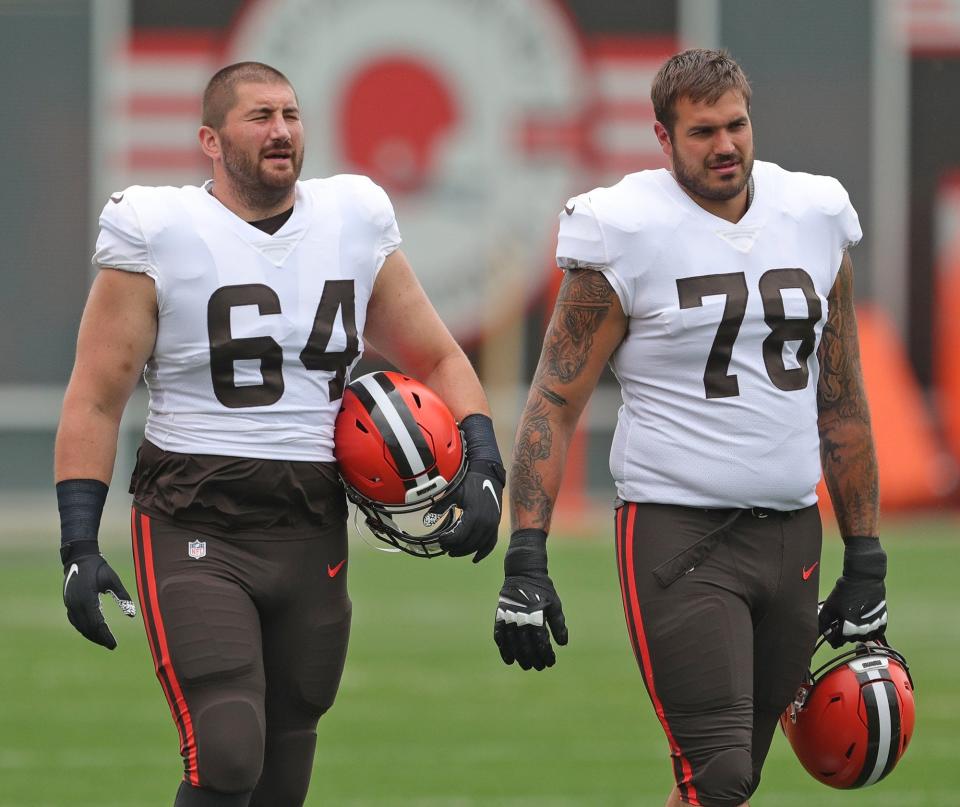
[616,502,700,806]
[131,509,200,786]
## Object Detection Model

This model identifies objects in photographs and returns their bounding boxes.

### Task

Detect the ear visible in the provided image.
[654,121,672,159]
[198,126,220,161]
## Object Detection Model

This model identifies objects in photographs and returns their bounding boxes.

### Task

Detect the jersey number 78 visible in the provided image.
[677,268,821,399]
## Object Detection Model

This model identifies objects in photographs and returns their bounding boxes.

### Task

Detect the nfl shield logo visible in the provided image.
[187,539,207,560]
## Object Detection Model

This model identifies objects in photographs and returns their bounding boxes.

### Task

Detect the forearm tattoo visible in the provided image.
[535,384,568,407]
[509,269,618,530]
[509,395,555,528]
[817,256,879,535]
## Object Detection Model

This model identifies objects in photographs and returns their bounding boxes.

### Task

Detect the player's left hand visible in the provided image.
[436,413,504,563]
[438,459,504,563]
[818,535,887,648]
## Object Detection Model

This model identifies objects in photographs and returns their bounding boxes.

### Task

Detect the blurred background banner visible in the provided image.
[2,0,959,532]
[104,0,676,338]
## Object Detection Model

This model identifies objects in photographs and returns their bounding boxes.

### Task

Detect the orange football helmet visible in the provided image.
[334,371,466,557]
[781,639,915,789]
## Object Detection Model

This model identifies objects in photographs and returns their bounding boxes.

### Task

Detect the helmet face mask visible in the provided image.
[781,639,916,789]
[334,371,467,558]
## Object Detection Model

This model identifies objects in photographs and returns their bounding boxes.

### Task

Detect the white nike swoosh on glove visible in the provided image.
[64,563,79,597]
[482,479,501,513]
[861,600,887,619]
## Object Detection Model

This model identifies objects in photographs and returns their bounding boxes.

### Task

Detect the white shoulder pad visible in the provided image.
[556,186,641,312]
[323,174,393,226]
[322,174,402,265]
[769,164,863,252]
[557,173,667,271]
[92,186,155,274]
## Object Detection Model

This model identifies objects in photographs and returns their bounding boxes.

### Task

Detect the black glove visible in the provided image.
[437,413,504,563]
[494,529,568,670]
[818,535,887,649]
[58,479,137,650]
[63,547,137,650]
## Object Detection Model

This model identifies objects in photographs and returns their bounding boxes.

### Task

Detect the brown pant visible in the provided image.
[615,502,822,807]
[131,508,351,804]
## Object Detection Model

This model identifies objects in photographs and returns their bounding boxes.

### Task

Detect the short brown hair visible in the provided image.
[201,61,296,129]
[650,48,752,135]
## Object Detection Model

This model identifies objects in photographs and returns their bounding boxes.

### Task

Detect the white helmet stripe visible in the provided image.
[862,670,892,787]
[353,374,429,478]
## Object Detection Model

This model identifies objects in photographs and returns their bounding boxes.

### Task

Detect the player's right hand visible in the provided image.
[63,552,137,650]
[494,529,568,671]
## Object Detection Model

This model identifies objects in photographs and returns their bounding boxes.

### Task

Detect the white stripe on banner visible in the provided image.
[864,669,892,786]
[355,375,428,478]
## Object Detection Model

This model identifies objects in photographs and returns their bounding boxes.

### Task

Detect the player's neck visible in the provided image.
[680,183,750,224]
[207,178,296,223]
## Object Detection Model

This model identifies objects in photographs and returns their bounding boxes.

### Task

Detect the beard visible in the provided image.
[672,147,754,203]
[220,132,304,211]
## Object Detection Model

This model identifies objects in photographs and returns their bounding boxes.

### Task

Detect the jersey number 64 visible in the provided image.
[207,280,358,408]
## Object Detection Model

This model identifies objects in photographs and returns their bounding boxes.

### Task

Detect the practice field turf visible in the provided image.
[2,514,957,806]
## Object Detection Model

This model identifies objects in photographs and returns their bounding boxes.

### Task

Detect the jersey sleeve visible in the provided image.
[556,192,631,313]
[92,189,159,280]
[836,187,862,253]
[820,176,862,253]
[557,194,608,268]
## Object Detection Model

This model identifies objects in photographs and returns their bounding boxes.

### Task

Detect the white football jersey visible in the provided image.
[557,160,862,509]
[93,176,401,461]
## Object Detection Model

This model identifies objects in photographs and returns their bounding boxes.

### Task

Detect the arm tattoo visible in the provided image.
[817,255,879,536]
[541,269,615,384]
[535,384,567,407]
[509,268,619,530]
[509,395,555,528]
[817,263,871,425]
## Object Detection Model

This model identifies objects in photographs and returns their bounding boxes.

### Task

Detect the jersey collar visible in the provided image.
[659,167,761,228]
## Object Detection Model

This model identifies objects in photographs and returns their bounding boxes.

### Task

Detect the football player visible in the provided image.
[493,48,887,807]
[56,62,503,807]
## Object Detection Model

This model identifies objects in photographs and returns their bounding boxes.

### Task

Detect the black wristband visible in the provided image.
[504,528,548,576]
[460,413,503,467]
[57,479,107,564]
[841,535,886,579]
[60,540,101,566]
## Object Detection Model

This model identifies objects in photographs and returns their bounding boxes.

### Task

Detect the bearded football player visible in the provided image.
[56,62,504,807]
[493,48,888,807]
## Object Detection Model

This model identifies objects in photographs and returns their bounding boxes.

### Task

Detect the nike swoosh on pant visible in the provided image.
[327,559,346,578]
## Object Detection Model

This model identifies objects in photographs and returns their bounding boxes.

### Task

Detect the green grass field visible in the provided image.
[2,514,957,806]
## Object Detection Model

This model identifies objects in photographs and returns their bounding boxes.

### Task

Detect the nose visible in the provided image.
[713,128,735,154]
[269,112,292,142]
